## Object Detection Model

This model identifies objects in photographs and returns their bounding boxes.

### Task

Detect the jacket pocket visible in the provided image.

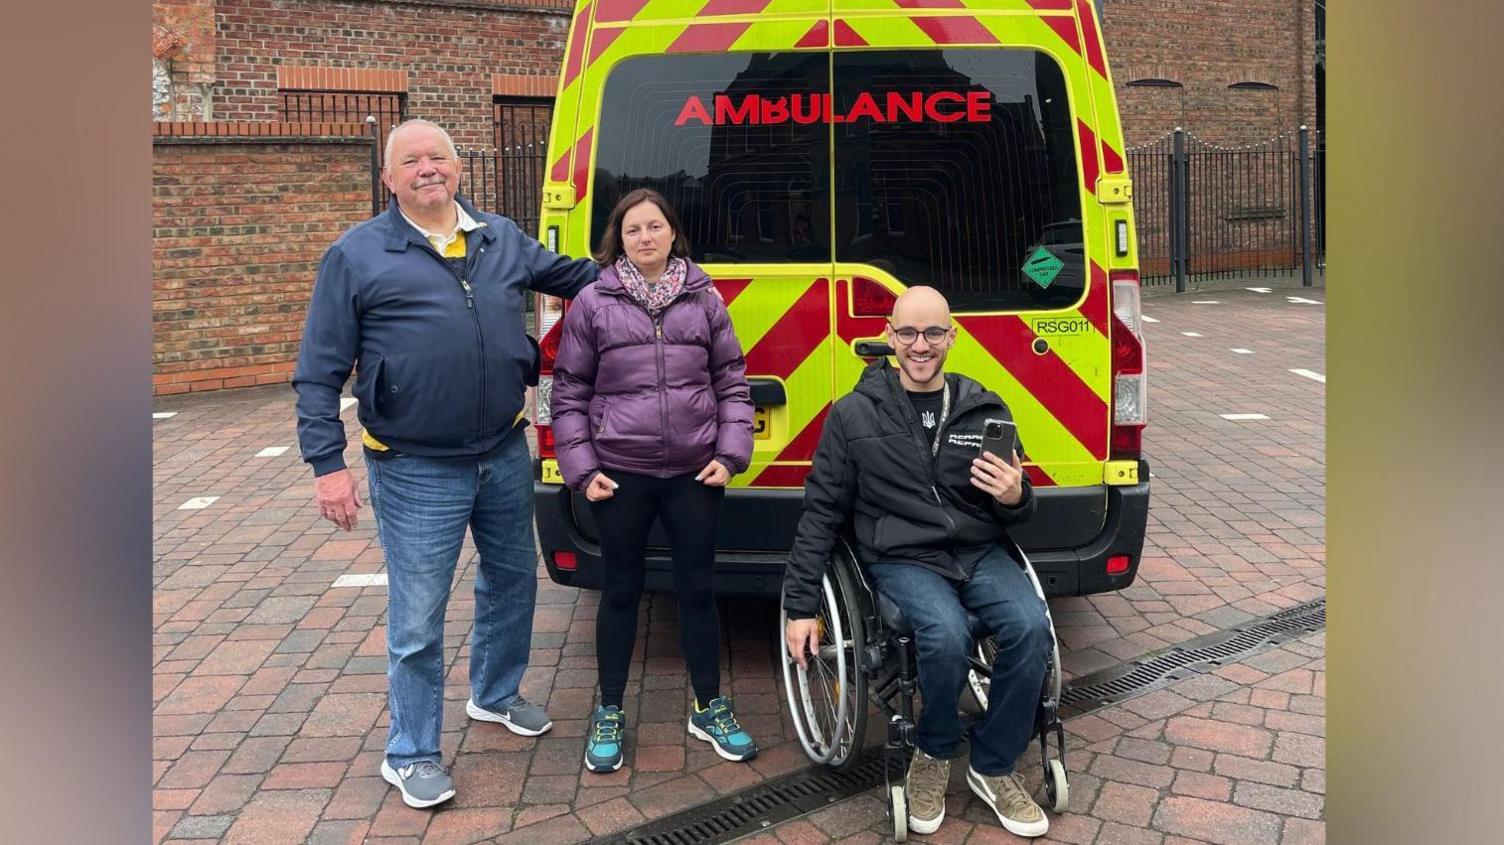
[590,396,612,437]
[377,353,474,448]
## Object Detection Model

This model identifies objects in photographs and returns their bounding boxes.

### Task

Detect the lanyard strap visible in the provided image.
[929,381,951,458]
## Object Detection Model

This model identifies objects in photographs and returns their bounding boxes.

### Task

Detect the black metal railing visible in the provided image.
[458,142,550,238]
[1126,127,1324,290]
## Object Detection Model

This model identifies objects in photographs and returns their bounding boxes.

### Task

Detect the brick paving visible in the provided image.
[152,286,1324,843]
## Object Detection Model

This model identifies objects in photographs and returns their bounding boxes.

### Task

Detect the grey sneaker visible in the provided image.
[905,748,951,834]
[967,767,1049,838]
[380,759,455,809]
[466,696,553,736]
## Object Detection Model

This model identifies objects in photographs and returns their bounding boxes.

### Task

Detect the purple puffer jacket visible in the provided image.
[551,259,754,490]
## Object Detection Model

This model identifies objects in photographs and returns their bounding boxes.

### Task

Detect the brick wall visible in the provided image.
[1104,0,1319,146]
[211,0,572,150]
[153,124,373,395]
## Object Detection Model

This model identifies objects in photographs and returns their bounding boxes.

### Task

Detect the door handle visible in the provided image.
[853,340,895,357]
[747,378,786,406]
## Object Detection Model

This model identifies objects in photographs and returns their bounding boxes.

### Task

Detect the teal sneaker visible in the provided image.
[584,705,626,773]
[688,696,758,762]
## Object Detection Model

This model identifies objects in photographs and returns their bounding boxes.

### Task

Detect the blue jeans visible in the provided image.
[867,546,1051,776]
[366,429,537,767]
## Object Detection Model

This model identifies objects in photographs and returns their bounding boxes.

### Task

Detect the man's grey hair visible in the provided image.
[383,118,459,172]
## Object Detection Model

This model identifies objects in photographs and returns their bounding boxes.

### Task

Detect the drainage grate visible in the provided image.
[1059,597,1325,717]
[588,751,888,845]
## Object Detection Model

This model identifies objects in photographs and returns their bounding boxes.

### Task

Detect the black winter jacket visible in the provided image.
[783,360,1035,619]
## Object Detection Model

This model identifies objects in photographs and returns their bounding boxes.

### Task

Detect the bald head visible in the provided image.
[891,285,951,327]
[886,286,954,391]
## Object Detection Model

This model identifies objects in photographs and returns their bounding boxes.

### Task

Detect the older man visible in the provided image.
[783,287,1053,837]
[293,119,597,808]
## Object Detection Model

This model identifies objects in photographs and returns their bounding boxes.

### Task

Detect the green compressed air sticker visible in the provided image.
[1023,247,1064,288]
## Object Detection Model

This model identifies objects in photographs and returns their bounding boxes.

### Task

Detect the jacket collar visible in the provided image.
[383,195,496,252]
[595,257,712,296]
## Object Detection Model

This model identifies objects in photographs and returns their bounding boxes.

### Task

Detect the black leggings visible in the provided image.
[590,469,724,709]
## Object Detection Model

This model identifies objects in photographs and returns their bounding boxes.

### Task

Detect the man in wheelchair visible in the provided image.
[783,287,1054,838]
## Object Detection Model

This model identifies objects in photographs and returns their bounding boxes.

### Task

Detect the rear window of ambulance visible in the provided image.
[832,50,1085,311]
[591,53,832,264]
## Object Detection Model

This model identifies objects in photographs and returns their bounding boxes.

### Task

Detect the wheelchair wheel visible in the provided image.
[1045,758,1069,813]
[889,784,908,842]
[780,561,867,768]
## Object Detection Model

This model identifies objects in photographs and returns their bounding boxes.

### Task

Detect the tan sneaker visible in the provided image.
[966,767,1049,838]
[905,749,951,834]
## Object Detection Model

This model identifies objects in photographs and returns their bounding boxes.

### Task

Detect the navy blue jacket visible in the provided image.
[293,197,596,475]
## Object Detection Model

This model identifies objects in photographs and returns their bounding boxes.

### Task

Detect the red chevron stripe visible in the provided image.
[957,314,1108,459]
[1077,120,1100,192]
[712,278,753,305]
[550,149,570,184]
[795,19,829,48]
[560,3,593,89]
[1025,465,1057,487]
[1024,0,1073,8]
[912,15,999,44]
[589,27,624,64]
[1102,141,1124,174]
[1074,0,1108,77]
[595,0,651,21]
[667,22,752,53]
[776,404,831,462]
[1081,261,1109,338]
[750,464,812,488]
[743,279,830,379]
[834,19,868,47]
[894,0,964,7]
[570,128,594,201]
[1038,14,1080,53]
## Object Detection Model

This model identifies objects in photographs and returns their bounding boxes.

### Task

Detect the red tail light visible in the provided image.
[1106,554,1131,575]
[852,276,898,317]
[534,295,568,460]
[552,551,578,571]
[1109,271,1147,460]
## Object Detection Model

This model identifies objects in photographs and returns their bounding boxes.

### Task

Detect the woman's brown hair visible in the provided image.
[592,188,691,266]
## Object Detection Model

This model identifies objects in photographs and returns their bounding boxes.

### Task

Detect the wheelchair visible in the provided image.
[779,535,1068,842]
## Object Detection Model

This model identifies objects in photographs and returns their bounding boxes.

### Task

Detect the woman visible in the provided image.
[551,189,757,773]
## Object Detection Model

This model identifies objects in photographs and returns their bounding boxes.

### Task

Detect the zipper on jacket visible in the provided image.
[654,312,669,458]
[417,241,486,441]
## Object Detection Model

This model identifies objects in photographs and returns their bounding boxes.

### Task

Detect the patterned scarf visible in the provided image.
[615,255,687,316]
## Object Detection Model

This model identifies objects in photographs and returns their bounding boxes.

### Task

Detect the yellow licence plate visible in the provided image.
[540,458,564,484]
[753,407,770,440]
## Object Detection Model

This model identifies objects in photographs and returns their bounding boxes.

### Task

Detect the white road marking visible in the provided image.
[339,397,357,412]
[1181,332,1203,337]
[178,496,220,510]
[1192,300,1221,304]
[1286,296,1322,304]
[255,446,291,458]
[1290,369,1326,383]
[1141,315,1160,323]
[332,573,388,588]
[153,412,177,419]
[1246,287,1272,293]
[1231,348,1255,354]
[1220,413,1270,421]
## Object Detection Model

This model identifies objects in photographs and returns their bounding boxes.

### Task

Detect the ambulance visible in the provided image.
[530,0,1150,598]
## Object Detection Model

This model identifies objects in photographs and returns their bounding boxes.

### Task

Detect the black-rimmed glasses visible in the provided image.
[888,322,952,346]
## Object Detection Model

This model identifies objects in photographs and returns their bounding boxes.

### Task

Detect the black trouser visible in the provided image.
[590,469,724,709]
